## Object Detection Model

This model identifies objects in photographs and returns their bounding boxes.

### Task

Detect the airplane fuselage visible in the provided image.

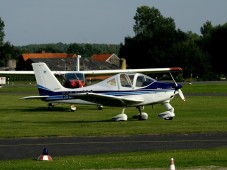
[38,77,177,107]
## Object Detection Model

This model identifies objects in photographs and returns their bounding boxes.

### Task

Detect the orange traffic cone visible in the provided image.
[37,147,53,161]
[169,158,175,170]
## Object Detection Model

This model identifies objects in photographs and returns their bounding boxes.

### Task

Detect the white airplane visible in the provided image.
[21,62,185,121]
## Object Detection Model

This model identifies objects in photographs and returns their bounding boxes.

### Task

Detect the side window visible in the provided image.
[107,77,117,86]
[128,74,135,83]
[136,75,145,87]
[120,74,132,88]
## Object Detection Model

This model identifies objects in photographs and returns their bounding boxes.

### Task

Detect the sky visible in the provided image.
[0,0,227,46]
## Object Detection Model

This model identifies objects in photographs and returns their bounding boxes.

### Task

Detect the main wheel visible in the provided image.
[70,104,76,111]
[48,103,53,110]
[165,117,173,120]
[132,112,148,120]
[97,105,103,110]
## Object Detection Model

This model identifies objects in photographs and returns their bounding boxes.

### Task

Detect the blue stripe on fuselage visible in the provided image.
[37,81,175,100]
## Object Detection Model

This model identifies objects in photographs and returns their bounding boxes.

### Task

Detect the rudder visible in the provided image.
[32,62,65,92]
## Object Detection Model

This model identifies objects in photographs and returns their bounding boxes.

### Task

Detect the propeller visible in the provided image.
[169,72,185,101]
[178,89,185,101]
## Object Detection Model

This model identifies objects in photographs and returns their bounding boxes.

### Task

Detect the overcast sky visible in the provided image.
[0,0,226,46]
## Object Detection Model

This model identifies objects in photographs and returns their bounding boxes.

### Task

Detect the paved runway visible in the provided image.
[0,133,227,160]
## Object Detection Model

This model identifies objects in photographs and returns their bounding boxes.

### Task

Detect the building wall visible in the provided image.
[107,54,120,67]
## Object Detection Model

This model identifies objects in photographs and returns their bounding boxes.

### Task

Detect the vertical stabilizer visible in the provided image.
[32,62,65,92]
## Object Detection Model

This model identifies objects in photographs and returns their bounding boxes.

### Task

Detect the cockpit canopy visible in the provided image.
[104,73,156,90]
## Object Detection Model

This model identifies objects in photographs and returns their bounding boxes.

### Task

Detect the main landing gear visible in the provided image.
[112,108,128,121]
[48,103,77,111]
[112,106,148,121]
[70,105,103,112]
[47,103,103,112]
[132,106,148,120]
[48,103,54,110]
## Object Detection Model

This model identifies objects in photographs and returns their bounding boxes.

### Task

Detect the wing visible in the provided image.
[0,71,34,74]
[70,93,144,107]
[0,67,182,76]
[59,67,182,77]
[0,71,66,75]
[20,96,49,99]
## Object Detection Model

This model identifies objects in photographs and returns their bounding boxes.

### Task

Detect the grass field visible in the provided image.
[0,81,227,169]
[1,148,227,170]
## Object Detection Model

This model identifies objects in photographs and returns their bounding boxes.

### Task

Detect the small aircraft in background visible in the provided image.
[62,72,86,88]
[22,62,185,121]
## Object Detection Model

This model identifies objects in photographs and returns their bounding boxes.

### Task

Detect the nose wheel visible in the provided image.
[158,101,175,120]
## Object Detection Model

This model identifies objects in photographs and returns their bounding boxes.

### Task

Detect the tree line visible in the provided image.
[119,6,227,80]
[0,6,227,80]
[18,43,120,58]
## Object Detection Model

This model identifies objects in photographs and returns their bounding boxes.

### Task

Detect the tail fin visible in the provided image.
[32,63,65,93]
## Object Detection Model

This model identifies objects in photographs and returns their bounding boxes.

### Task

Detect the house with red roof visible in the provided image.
[91,53,121,67]
[16,53,77,70]
[15,53,121,71]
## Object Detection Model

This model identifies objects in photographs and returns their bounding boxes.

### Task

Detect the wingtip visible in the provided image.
[170,67,183,71]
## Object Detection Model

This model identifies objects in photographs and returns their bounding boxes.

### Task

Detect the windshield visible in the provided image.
[135,74,155,87]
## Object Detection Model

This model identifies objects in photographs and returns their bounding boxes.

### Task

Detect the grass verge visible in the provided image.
[0,148,227,169]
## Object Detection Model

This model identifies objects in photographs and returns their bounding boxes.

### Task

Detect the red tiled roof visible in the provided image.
[91,54,113,62]
[22,53,76,61]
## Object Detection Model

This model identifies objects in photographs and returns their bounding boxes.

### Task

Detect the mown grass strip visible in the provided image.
[0,88,227,137]
[0,148,227,170]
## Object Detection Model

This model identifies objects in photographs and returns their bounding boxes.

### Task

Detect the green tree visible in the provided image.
[0,42,20,66]
[67,43,84,55]
[201,22,227,76]
[170,38,211,80]
[67,43,102,57]
[119,6,216,80]
[199,22,227,76]
[119,6,185,69]
[200,21,213,36]
[0,17,4,46]
[0,17,5,66]
[133,6,176,40]
[83,44,100,57]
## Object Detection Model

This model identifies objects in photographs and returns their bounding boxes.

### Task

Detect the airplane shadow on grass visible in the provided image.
[7,106,117,123]
[3,105,140,123]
